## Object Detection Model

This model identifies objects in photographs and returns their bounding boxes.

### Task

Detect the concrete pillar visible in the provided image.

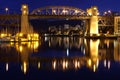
[114,16,120,35]
[21,4,33,34]
[87,6,99,35]
[85,19,90,35]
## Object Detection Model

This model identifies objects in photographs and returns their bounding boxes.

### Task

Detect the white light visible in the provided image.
[67,48,69,56]
[5,8,8,11]
[104,60,106,67]
[108,10,111,13]
[75,10,78,13]
[108,61,110,69]
[45,37,48,42]
[53,10,56,13]
[6,63,8,71]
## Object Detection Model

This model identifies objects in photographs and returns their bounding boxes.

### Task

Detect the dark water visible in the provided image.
[0,37,120,80]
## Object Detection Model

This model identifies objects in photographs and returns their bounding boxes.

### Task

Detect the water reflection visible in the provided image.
[0,37,119,74]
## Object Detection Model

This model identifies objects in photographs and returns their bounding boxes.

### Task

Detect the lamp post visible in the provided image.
[5,8,9,14]
[5,8,9,36]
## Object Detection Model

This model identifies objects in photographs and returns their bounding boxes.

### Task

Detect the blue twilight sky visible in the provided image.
[0,0,120,14]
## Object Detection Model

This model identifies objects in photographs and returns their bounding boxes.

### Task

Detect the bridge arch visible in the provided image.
[30,6,87,16]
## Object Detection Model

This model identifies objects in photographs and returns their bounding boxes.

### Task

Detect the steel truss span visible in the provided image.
[30,6,87,16]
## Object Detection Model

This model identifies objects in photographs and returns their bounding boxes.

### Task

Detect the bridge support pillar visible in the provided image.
[87,6,99,36]
[85,19,90,35]
[21,4,33,34]
[90,16,98,35]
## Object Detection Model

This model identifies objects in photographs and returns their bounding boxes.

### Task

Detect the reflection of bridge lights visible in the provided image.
[62,60,66,70]
[104,60,106,67]
[45,37,48,42]
[108,61,110,69]
[52,60,56,70]
[6,63,9,71]
[23,61,27,74]
[62,60,68,70]
[83,49,85,55]
[65,61,68,68]
[96,59,99,68]
[93,64,96,72]
[74,60,80,69]
[67,48,69,56]
[88,59,92,67]
[19,46,23,52]
[38,62,40,69]
[33,41,39,50]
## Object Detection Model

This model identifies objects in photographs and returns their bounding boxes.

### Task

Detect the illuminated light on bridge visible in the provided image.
[53,10,56,13]
[23,5,27,9]
[75,10,78,13]
[5,8,9,14]
[0,5,116,39]
[90,16,99,35]
[31,6,87,16]
[20,4,39,42]
[108,10,111,13]
[87,6,99,35]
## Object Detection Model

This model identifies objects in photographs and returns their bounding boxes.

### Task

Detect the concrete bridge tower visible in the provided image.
[87,6,99,35]
[21,4,33,34]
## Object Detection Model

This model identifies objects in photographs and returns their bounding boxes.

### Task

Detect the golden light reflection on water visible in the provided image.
[90,39,99,72]
[52,60,56,70]
[38,62,41,69]
[0,37,119,73]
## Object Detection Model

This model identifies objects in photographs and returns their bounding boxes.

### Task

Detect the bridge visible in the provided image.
[0,4,118,36]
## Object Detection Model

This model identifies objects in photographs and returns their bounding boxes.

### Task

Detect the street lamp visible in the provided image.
[5,7,9,14]
[5,8,9,35]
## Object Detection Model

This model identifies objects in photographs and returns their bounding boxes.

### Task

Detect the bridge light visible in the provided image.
[38,10,40,12]
[108,10,111,13]
[23,5,27,9]
[53,10,56,13]
[75,10,78,13]
[93,7,97,10]
[97,12,100,15]
[88,12,92,16]
[62,10,66,13]
[23,11,27,14]
[104,12,107,15]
